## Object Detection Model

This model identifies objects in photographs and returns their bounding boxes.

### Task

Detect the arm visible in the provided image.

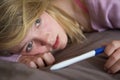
[86,0,120,74]
[96,0,120,74]
[0,51,55,68]
[0,53,21,62]
[85,0,120,32]
[18,52,55,68]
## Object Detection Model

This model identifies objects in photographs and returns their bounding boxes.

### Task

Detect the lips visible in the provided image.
[53,36,59,49]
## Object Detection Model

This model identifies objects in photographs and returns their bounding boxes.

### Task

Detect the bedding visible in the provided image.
[0,30,120,80]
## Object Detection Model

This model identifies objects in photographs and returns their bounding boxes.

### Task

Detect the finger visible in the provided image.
[30,55,45,68]
[105,40,120,56]
[36,57,45,67]
[18,55,42,68]
[18,56,32,66]
[29,61,37,68]
[42,52,55,66]
[108,59,120,74]
[104,48,120,69]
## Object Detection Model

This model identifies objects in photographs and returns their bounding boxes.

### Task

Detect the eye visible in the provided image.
[26,41,33,52]
[35,18,41,27]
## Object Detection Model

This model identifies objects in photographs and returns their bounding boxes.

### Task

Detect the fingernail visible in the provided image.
[30,61,37,68]
[37,58,41,63]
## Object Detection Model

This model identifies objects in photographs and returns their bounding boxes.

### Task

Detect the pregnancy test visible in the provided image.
[50,47,105,70]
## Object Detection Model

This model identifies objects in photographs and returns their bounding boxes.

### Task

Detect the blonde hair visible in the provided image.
[0,0,85,52]
[0,0,49,51]
[46,4,85,43]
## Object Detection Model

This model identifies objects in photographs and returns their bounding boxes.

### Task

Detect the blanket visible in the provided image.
[0,30,120,80]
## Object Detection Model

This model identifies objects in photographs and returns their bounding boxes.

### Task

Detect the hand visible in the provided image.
[104,40,120,74]
[18,52,55,68]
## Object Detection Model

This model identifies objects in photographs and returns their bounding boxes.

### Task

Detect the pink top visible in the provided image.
[76,0,120,32]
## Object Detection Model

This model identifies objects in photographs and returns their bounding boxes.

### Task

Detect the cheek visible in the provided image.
[42,25,57,34]
[43,19,59,32]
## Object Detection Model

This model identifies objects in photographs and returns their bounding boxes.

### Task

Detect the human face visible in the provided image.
[13,12,68,55]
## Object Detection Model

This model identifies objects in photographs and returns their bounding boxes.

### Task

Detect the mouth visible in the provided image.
[53,36,59,49]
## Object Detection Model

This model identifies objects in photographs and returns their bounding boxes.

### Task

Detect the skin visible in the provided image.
[20,12,67,55]
[17,12,68,68]
[12,0,120,73]
[104,40,120,74]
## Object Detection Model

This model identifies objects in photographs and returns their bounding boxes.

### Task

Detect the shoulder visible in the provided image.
[84,0,120,12]
[84,0,120,31]
[84,0,120,20]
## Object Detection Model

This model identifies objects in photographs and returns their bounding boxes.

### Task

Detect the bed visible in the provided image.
[0,30,120,80]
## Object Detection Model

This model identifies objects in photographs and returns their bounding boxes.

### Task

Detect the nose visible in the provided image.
[33,32,53,55]
[36,32,53,47]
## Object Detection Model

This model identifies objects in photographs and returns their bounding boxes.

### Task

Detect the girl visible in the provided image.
[0,0,120,74]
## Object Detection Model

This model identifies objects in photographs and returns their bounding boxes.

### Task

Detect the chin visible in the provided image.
[60,42,67,50]
[59,37,68,50]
